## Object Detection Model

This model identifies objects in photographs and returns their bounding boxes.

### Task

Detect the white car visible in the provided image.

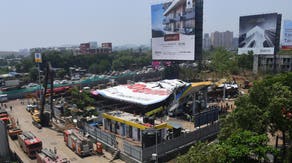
[27,83,38,87]
[53,80,60,85]
[60,80,69,84]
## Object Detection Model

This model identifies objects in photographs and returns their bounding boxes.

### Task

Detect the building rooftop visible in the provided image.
[103,111,167,130]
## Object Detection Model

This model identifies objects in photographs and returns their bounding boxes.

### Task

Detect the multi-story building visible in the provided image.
[222,31,233,49]
[203,33,211,50]
[210,31,233,50]
[232,37,239,50]
[79,42,112,55]
[253,54,292,73]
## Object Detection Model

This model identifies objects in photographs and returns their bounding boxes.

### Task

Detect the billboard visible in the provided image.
[238,13,278,55]
[151,0,196,61]
[282,20,292,50]
[95,79,190,106]
[34,53,42,63]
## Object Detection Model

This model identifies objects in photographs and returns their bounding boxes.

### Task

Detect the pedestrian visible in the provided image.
[54,147,57,154]
[10,106,12,111]
[16,119,19,126]
[4,103,7,108]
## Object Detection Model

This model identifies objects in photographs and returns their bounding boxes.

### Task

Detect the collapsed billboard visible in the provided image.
[238,13,278,55]
[151,0,196,60]
[95,79,190,106]
[282,20,292,50]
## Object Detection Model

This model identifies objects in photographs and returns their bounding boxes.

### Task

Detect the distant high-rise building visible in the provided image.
[211,31,222,48]
[222,31,233,49]
[203,33,211,50]
[210,31,234,49]
[232,37,239,50]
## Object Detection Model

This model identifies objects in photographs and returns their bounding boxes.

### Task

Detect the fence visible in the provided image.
[123,141,143,161]
[83,123,117,148]
[142,122,219,162]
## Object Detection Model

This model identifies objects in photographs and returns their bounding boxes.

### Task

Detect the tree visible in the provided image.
[237,52,253,71]
[88,64,99,74]
[219,95,269,140]
[29,67,39,81]
[177,142,227,163]
[221,130,277,163]
[56,69,66,79]
[16,57,34,73]
[210,48,238,78]
[70,87,94,110]
[178,130,276,163]
[221,73,292,161]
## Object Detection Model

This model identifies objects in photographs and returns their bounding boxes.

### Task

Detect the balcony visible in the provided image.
[181,8,195,20]
[163,14,181,25]
[163,17,176,25]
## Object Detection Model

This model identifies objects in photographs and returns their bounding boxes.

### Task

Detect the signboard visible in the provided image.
[282,20,292,50]
[34,53,42,63]
[151,0,196,60]
[96,79,190,106]
[238,13,278,55]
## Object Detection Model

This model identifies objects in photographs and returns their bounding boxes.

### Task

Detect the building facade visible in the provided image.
[203,33,211,50]
[253,54,292,73]
[210,31,234,50]
[79,42,112,55]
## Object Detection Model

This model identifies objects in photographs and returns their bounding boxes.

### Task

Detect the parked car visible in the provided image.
[26,104,37,112]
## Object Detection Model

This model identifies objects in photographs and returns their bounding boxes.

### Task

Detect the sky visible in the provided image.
[0,0,291,51]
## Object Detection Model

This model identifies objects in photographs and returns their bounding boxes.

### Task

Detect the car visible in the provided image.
[60,80,69,84]
[26,104,37,112]
[27,83,39,87]
[53,80,60,85]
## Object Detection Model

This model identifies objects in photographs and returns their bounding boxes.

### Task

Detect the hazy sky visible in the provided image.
[0,0,291,51]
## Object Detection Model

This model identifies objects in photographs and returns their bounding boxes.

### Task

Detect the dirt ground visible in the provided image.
[5,99,125,163]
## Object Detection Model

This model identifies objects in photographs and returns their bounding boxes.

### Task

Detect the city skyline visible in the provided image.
[0,0,291,51]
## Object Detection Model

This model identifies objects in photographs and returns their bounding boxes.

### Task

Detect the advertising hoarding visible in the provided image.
[34,53,42,63]
[282,20,292,50]
[238,13,278,55]
[151,0,196,60]
[95,79,190,106]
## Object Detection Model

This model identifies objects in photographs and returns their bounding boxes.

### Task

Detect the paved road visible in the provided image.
[5,99,124,163]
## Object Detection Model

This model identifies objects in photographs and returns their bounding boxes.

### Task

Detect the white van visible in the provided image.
[0,94,8,102]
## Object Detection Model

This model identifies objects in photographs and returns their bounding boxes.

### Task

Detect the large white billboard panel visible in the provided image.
[238,13,278,55]
[151,0,196,60]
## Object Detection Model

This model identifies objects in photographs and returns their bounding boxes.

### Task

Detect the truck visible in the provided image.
[0,109,10,127]
[64,129,93,157]
[36,148,70,163]
[18,131,42,158]
[8,116,22,139]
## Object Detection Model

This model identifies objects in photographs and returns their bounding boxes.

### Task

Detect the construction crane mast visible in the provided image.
[39,62,55,127]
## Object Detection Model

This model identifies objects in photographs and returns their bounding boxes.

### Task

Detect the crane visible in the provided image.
[32,62,55,127]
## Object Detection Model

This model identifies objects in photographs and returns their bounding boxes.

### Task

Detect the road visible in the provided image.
[5,99,124,163]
